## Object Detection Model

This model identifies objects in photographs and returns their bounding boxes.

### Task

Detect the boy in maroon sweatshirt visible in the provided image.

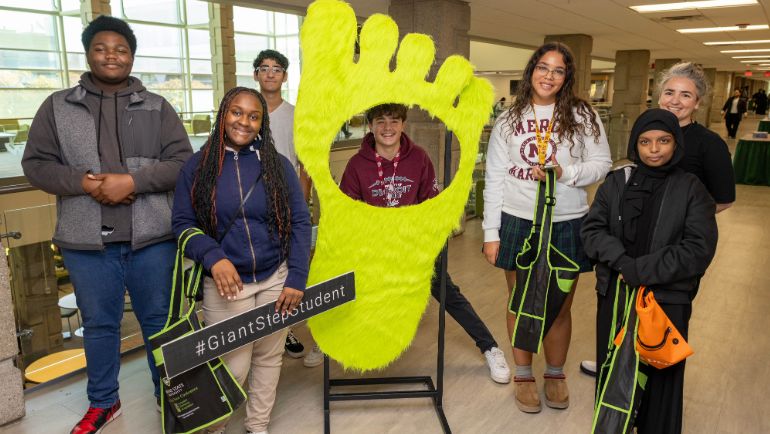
[338,104,511,383]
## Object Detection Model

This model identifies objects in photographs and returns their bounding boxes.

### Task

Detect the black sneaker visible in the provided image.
[285,330,305,358]
[71,400,122,434]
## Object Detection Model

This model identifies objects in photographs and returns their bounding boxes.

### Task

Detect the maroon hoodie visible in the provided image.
[339,132,438,207]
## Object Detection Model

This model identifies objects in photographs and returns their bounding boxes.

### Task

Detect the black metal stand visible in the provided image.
[323,129,456,434]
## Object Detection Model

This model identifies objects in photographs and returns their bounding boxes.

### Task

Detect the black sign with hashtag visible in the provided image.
[161,272,355,378]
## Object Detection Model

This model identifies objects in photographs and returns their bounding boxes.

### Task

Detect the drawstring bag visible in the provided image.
[509,169,580,353]
[613,286,693,369]
[592,279,649,434]
[148,228,247,434]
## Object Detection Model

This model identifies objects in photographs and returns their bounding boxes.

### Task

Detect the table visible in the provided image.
[58,293,84,337]
[733,134,770,186]
[758,120,770,132]
[25,349,86,384]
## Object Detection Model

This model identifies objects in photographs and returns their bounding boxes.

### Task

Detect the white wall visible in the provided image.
[478,74,520,104]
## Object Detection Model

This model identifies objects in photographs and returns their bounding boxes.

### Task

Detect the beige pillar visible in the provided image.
[696,68,717,127]
[388,0,470,191]
[79,0,111,23]
[711,71,731,124]
[651,58,681,108]
[0,245,25,425]
[543,34,593,101]
[610,50,650,160]
[209,4,237,109]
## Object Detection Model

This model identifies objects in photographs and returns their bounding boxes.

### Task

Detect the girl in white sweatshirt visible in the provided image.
[482,42,612,413]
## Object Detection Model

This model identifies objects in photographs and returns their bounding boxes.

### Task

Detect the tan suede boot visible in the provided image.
[543,374,569,409]
[513,377,541,413]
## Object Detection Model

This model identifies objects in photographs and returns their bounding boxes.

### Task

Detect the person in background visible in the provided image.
[482,42,612,413]
[754,89,768,116]
[21,15,193,434]
[722,88,747,139]
[252,49,312,360]
[334,103,512,384]
[582,109,718,434]
[172,87,311,434]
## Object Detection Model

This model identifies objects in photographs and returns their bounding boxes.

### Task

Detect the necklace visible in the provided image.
[374,149,401,207]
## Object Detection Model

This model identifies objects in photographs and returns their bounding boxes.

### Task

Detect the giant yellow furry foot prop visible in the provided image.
[296,0,494,371]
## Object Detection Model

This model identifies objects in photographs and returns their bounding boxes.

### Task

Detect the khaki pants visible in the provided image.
[203,263,288,433]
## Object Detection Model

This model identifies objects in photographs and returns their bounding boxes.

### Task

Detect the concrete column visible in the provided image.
[711,71,731,124]
[209,4,237,109]
[610,50,650,160]
[651,58,681,108]
[0,245,25,426]
[543,34,593,101]
[79,0,111,23]
[696,68,716,127]
[389,0,470,191]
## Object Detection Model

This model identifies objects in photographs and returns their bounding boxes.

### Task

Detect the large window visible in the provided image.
[0,2,80,119]
[117,0,214,113]
[233,7,301,104]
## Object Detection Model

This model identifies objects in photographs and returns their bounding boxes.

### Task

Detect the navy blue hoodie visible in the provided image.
[172,140,311,291]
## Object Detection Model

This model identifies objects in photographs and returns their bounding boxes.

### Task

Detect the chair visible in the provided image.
[60,307,81,339]
[183,114,212,136]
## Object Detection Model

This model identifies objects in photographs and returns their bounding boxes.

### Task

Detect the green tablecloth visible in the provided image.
[759,120,770,132]
[734,135,770,186]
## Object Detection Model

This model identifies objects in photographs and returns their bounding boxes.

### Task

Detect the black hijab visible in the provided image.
[622,109,685,257]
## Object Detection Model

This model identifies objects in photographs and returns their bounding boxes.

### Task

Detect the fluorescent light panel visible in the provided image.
[631,0,756,13]
[678,25,768,33]
[721,48,770,52]
[733,55,770,58]
[705,40,770,45]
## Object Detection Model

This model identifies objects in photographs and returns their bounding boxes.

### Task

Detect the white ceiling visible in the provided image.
[231,0,770,78]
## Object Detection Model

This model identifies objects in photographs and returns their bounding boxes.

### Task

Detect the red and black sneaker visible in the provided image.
[70,400,122,434]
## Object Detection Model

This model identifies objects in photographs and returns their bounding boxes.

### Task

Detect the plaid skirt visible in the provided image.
[494,212,593,273]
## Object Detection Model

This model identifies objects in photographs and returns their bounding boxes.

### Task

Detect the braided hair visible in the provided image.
[191,86,293,262]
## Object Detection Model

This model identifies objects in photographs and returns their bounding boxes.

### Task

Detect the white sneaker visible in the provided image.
[246,431,268,434]
[484,347,511,384]
[580,360,597,377]
[303,345,324,368]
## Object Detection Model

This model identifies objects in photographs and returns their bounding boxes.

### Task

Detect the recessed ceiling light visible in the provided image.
[705,40,770,45]
[732,55,770,58]
[631,0,756,13]
[721,48,770,52]
[678,25,768,33]
[740,60,770,62]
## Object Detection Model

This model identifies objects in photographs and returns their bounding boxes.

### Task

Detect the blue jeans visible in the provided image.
[62,240,175,408]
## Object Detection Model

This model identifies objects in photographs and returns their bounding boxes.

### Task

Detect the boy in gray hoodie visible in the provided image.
[21,15,192,434]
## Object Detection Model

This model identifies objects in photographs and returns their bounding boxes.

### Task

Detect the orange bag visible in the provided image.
[614,287,693,369]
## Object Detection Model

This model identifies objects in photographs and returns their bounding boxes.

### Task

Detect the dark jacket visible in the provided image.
[581,166,718,304]
[22,73,193,250]
[171,141,311,291]
[339,132,438,207]
[722,96,747,115]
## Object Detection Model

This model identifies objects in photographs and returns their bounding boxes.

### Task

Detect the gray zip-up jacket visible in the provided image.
[22,73,193,251]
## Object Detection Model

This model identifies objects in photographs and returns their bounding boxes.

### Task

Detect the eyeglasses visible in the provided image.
[257,66,285,75]
[534,65,566,80]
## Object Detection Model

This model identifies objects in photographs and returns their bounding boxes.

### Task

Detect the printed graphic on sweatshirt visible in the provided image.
[368,175,416,207]
[508,116,559,181]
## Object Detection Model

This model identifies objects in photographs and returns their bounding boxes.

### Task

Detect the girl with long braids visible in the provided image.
[481,42,611,413]
[172,87,311,434]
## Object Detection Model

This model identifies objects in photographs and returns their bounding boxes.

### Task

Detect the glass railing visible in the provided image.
[4,204,146,388]
[0,118,33,185]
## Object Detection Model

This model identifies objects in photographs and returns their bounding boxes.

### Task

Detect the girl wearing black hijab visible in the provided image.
[581,109,718,434]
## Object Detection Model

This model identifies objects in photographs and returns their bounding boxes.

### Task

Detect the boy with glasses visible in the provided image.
[252,49,312,361]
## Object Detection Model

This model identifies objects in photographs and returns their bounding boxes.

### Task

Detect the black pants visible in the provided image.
[596,288,691,434]
[430,257,497,354]
[725,113,742,138]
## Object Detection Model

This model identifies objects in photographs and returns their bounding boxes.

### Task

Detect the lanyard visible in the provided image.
[375,150,400,206]
[531,103,555,165]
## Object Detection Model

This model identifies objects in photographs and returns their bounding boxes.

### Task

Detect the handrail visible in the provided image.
[0,118,33,121]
